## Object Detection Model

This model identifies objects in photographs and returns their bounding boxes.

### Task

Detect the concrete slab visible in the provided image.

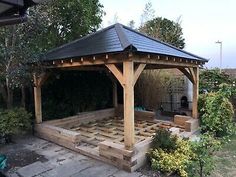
[111,170,144,177]
[6,173,20,177]
[40,160,95,177]
[4,136,145,177]
[17,161,52,177]
[73,163,119,177]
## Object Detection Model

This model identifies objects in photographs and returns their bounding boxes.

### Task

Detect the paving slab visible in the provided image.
[73,163,119,177]
[111,170,145,177]
[40,160,95,177]
[5,173,20,177]
[17,161,52,177]
[4,136,145,177]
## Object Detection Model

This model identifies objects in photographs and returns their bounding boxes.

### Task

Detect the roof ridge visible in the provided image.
[114,23,136,50]
[121,24,208,62]
[42,24,117,60]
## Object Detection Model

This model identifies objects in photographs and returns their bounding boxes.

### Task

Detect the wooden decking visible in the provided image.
[63,117,186,147]
[35,108,199,172]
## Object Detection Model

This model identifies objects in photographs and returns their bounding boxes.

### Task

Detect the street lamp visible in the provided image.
[215,40,223,73]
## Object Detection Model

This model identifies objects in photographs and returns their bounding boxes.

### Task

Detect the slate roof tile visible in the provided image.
[42,23,208,62]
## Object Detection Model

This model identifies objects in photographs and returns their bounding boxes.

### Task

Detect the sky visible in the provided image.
[99,0,236,68]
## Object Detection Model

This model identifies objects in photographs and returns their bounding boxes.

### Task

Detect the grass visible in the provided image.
[211,134,236,177]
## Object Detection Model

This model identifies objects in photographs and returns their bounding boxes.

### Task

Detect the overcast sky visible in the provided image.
[100,0,236,69]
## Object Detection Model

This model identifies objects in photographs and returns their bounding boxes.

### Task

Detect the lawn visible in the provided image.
[211,135,236,177]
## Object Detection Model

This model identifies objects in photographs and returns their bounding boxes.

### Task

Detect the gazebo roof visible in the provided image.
[42,23,208,62]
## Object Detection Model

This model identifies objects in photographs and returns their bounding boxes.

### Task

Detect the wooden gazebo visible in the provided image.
[33,23,207,171]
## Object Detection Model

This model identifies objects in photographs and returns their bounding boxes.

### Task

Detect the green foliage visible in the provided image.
[152,129,178,152]
[42,71,113,120]
[0,108,32,136]
[39,0,104,48]
[140,2,155,25]
[199,69,235,93]
[127,20,135,29]
[140,17,185,49]
[188,134,221,177]
[150,137,192,177]
[199,84,235,137]
[0,0,104,108]
[136,9,186,109]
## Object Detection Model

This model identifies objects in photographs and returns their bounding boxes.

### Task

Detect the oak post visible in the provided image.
[34,86,42,124]
[123,60,135,149]
[33,73,49,124]
[33,74,42,124]
[192,67,199,118]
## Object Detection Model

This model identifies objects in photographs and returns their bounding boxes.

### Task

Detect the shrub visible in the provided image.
[200,84,235,137]
[0,108,32,141]
[199,68,234,93]
[188,134,221,177]
[149,129,193,177]
[152,129,178,152]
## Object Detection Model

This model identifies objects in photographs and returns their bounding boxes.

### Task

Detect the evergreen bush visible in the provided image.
[200,84,235,137]
[0,108,32,143]
[149,129,193,177]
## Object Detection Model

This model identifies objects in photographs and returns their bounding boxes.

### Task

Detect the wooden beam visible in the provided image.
[48,59,120,68]
[192,67,199,119]
[105,64,124,86]
[33,73,49,124]
[33,74,42,124]
[133,55,199,68]
[188,68,196,84]
[178,68,194,84]
[105,68,119,108]
[105,69,117,83]
[133,64,146,85]
[145,65,178,70]
[37,73,50,87]
[60,66,105,71]
[46,53,129,69]
[123,61,135,149]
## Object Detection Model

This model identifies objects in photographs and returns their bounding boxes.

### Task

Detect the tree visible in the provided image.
[189,134,221,177]
[135,3,186,111]
[140,1,155,26]
[140,17,185,49]
[199,84,235,138]
[0,25,36,109]
[108,13,120,25]
[0,6,57,109]
[40,0,104,47]
[199,68,234,93]
[0,0,104,109]
[127,20,135,29]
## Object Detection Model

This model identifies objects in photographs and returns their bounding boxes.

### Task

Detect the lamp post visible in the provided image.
[215,40,223,73]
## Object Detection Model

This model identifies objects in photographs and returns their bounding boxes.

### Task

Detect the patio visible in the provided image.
[35,107,199,172]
